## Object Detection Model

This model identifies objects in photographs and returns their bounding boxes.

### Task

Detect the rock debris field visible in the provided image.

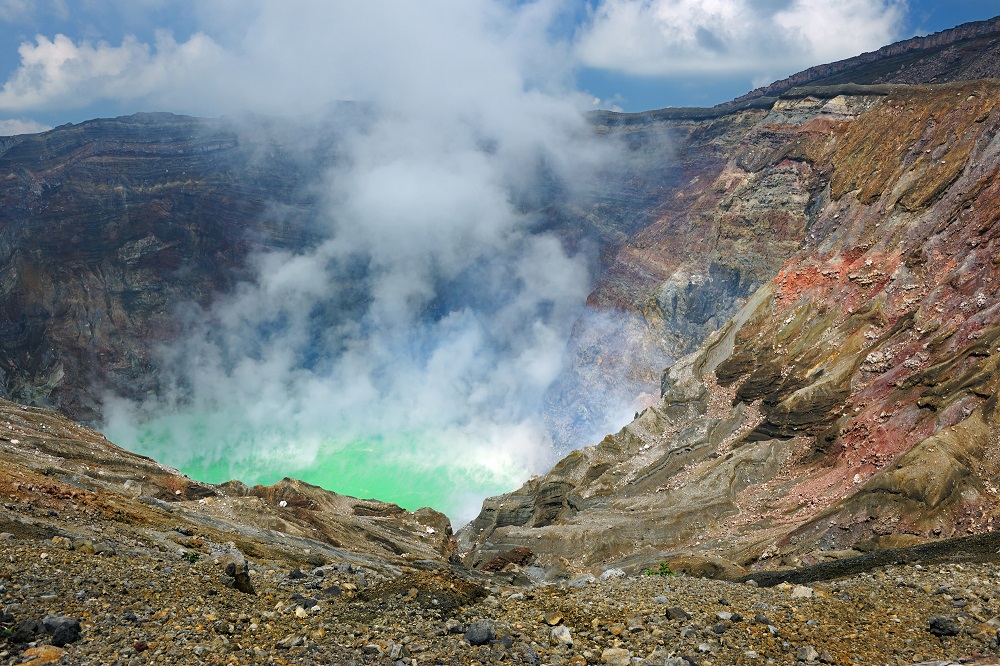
[4,535,1000,666]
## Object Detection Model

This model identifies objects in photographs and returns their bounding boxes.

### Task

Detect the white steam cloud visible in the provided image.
[98,1,621,523]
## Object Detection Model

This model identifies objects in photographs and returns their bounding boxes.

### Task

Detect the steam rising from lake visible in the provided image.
[101,1,622,523]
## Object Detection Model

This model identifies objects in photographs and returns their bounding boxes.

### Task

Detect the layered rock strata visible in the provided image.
[0,113,323,420]
[549,14,1000,449]
[463,79,1000,575]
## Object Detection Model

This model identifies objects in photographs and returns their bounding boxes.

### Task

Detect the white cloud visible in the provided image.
[0,0,33,22]
[0,1,589,122]
[0,31,232,113]
[0,117,51,134]
[575,0,906,79]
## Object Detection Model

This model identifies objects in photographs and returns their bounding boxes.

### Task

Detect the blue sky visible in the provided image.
[0,1,994,133]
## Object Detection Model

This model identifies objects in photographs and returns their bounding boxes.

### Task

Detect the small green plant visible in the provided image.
[181,551,200,563]
[643,561,676,577]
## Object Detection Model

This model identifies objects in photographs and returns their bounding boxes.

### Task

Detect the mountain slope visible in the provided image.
[461,79,1000,575]
[545,13,1000,452]
[0,397,457,567]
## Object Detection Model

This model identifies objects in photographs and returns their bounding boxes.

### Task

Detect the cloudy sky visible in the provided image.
[0,0,994,133]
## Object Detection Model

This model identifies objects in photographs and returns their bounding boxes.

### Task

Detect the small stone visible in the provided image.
[445,618,464,633]
[791,585,814,599]
[518,644,542,666]
[796,645,819,662]
[550,625,573,647]
[666,607,691,620]
[214,548,255,595]
[717,611,733,621]
[294,606,307,618]
[928,616,960,637]
[819,649,836,664]
[288,568,306,580]
[568,574,597,587]
[16,645,65,665]
[600,568,626,581]
[43,615,81,647]
[361,644,383,656]
[601,647,631,665]
[545,611,564,626]
[464,619,495,646]
[652,595,669,604]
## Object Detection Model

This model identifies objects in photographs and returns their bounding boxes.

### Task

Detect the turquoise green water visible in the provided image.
[102,411,532,522]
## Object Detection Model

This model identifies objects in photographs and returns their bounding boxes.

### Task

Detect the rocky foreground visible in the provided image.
[0,400,998,666]
[5,533,1000,666]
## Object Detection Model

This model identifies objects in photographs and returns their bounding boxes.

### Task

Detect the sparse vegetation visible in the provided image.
[643,561,676,577]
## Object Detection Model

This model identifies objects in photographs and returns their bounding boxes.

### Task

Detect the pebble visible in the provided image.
[601,646,631,665]
[791,584,815,599]
[797,645,820,662]
[550,624,573,647]
[928,616,960,637]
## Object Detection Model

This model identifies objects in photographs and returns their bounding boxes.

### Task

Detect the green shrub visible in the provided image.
[643,561,675,577]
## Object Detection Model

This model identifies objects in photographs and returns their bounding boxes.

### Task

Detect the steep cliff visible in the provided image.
[545,15,1000,451]
[462,79,1000,575]
[0,113,325,420]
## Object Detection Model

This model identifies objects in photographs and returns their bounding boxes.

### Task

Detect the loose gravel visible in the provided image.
[4,536,1000,665]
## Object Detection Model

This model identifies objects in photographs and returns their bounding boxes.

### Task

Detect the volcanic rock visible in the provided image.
[462,77,1000,577]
